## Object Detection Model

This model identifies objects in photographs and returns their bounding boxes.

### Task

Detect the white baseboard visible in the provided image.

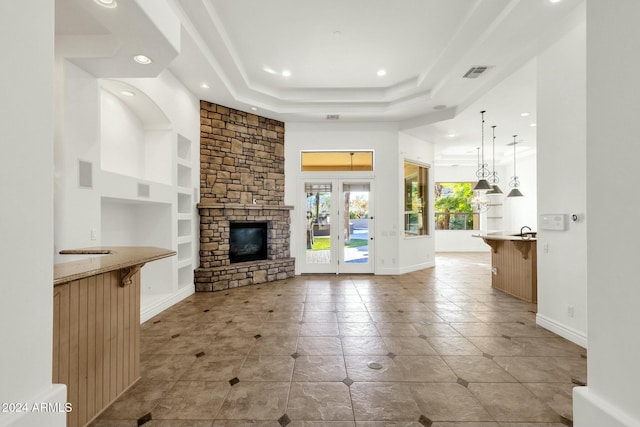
[376,260,436,276]
[0,384,67,427]
[536,313,588,348]
[140,286,194,323]
[573,386,640,427]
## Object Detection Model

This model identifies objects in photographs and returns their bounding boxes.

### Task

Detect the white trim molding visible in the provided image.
[536,313,587,348]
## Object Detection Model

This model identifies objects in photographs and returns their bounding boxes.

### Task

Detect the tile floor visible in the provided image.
[91,252,586,427]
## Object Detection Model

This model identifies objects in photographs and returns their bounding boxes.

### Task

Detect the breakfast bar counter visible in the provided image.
[53,246,175,427]
[474,232,538,305]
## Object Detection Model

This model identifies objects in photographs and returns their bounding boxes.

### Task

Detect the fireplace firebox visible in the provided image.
[229,222,268,263]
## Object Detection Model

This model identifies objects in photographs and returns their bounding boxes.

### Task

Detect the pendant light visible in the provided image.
[507,135,524,198]
[470,147,489,212]
[486,125,503,194]
[473,110,492,191]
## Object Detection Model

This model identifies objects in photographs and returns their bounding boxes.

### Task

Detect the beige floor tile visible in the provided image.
[468,383,563,423]
[289,422,356,427]
[382,337,438,356]
[238,354,295,381]
[523,382,576,420]
[427,336,482,356]
[375,322,419,337]
[300,322,340,337]
[216,382,290,420]
[297,337,344,355]
[409,383,494,422]
[350,382,421,421]
[153,381,230,420]
[248,336,298,356]
[342,337,390,355]
[144,420,214,427]
[442,356,517,383]
[260,322,301,337]
[287,382,353,421]
[95,253,587,426]
[338,323,380,337]
[180,354,245,382]
[493,356,586,383]
[98,379,175,420]
[412,323,461,337]
[140,353,197,381]
[293,356,347,382]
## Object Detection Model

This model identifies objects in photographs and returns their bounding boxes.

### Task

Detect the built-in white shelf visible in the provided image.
[177,133,192,162]
[177,164,191,188]
[178,219,191,237]
[177,192,192,214]
[178,264,193,289]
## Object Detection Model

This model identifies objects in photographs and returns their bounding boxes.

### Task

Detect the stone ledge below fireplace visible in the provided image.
[195,257,295,292]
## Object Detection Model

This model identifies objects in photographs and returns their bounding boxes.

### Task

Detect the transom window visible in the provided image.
[301,151,373,172]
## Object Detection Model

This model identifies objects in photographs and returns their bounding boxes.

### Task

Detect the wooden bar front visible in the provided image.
[53,247,174,427]
[477,234,537,304]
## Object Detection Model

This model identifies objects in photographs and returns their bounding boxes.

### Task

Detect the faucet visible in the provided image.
[520,225,532,239]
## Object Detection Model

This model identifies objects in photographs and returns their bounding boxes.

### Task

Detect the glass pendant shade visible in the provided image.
[507,188,523,197]
[473,179,492,191]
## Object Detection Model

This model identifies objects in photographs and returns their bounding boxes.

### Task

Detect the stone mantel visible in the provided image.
[197,203,294,211]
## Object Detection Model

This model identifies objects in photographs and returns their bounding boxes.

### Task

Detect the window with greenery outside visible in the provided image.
[434,182,479,230]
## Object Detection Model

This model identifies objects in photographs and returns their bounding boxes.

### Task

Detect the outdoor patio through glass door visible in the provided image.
[302,179,373,274]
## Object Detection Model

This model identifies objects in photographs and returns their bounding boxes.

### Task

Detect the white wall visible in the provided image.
[503,152,538,232]
[0,2,66,426]
[100,91,146,180]
[574,1,640,425]
[535,20,587,348]
[398,132,436,272]
[285,122,405,274]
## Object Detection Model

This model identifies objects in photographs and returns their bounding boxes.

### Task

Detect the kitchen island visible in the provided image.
[475,232,537,305]
[53,246,175,427]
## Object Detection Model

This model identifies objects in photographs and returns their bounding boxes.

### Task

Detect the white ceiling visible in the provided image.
[55,0,586,163]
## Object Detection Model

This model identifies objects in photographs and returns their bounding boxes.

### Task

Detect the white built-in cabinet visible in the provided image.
[176,134,195,290]
[97,82,196,321]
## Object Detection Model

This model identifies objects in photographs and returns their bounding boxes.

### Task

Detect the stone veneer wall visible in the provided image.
[195,101,295,292]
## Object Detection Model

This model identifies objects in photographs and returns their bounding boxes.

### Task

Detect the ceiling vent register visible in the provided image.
[463,66,489,79]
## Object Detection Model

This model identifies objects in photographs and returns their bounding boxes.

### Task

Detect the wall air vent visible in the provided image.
[463,66,489,79]
[326,114,340,120]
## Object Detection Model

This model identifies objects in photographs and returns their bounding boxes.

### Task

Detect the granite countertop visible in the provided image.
[473,231,537,242]
[54,246,176,286]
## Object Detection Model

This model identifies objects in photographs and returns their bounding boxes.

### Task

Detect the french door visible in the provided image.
[300,179,374,274]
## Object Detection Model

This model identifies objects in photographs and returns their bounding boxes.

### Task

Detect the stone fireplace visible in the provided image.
[195,101,295,292]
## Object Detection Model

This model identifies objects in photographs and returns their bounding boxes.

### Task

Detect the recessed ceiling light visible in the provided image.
[200,83,210,89]
[282,70,291,77]
[263,66,276,75]
[120,90,135,97]
[377,69,387,77]
[447,134,456,138]
[94,0,117,8]
[250,107,258,112]
[549,0,562,3]
[520,112,530,117]
[133,54,152,65]
[530,123,537,127]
